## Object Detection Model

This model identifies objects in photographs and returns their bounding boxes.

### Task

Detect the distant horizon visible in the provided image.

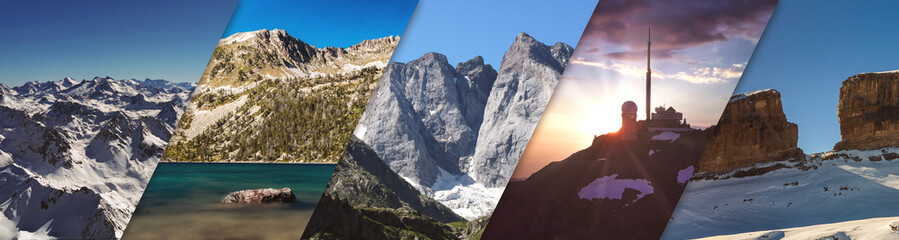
[1,76,195,87]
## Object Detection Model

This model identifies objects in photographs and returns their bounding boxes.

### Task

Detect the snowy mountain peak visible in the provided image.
[60,77,79,87]
[0,77,191,238]
[220,28,292,45]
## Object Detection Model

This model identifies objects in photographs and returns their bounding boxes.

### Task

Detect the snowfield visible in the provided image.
[430,168,504,220]
[694,217,899,240]
[0,77,191,239]
[662,147,899,240]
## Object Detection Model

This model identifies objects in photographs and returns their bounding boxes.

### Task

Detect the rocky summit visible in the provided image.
[165,29,397,163]
[469,32,572,188]
[221,188,297,204]
[835,70,899,151]
[696,89,805,175]
[353,32,571,219]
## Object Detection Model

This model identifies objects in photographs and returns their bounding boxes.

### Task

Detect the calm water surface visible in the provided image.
[123,163,335,240]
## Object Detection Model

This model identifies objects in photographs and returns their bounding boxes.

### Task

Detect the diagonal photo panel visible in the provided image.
[122,1,418,239]
[481,0,776,239]
[300,0,598,239]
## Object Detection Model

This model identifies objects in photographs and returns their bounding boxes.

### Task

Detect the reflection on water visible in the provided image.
[123,163,335,240]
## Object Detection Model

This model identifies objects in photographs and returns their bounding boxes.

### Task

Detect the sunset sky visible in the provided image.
[512,0,778,179]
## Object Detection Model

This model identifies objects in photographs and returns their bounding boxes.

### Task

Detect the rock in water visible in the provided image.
[221,188,297,204]
[696,89,805,175]
[835,71,899,151]
[469,32,572,187]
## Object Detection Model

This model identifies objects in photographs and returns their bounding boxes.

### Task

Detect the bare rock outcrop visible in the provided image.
[469,32,572,187]
[697,89,805,174]
[221,188,297,204]
[834,71,899,150]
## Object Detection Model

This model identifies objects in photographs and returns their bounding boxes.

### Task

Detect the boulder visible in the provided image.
[221,188,297,204]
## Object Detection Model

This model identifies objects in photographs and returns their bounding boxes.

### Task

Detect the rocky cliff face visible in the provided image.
[697,89,805,174]
[357,32,569,188]
[357,53,483,187]
[198,29,398,94]
[351,33,571,219]
[455,56,498,131]
[834,71,899,151]
[469,33,572,187]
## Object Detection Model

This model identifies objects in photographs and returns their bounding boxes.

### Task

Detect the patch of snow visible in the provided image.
[578,174,654,203]
[352,125,367,139]
[868,69,899,74]
[430,168,505,220]
[729,89,775,103]
[678,165,695,184]
[651,131,680,142]
[220,31,259,45]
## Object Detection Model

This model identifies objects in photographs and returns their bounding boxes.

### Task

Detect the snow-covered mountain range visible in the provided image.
[0,77,192,239]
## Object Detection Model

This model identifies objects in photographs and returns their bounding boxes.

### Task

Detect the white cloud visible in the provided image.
[571,58,745,84]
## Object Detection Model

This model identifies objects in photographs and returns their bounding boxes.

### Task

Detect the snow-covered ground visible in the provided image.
[694,216,899,240]
[578,174,654,203]
[429,168,504,220]
[652,131,681,142]
[662,148,899,240]
[0,77,191,239]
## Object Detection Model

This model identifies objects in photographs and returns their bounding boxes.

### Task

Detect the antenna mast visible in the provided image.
[646,27,651,121]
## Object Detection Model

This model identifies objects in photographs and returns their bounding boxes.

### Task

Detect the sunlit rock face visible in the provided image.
[696,89,805,174]
[835,71,899,151]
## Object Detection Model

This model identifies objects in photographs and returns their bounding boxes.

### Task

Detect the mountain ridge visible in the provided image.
[0,77,191,239]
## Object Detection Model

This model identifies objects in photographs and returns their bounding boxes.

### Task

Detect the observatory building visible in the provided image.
[636,27,692,132]
[621,101,638,140]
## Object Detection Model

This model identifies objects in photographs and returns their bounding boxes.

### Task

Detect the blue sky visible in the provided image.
[390,0,597,68]
[222,0,418,48]
[0,0,236,85]
[735,1,899,153]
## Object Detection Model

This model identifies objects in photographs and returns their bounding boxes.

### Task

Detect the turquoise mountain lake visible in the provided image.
[123,163,335,239]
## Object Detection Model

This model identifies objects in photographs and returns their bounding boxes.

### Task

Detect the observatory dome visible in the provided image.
[622,101,638,113]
